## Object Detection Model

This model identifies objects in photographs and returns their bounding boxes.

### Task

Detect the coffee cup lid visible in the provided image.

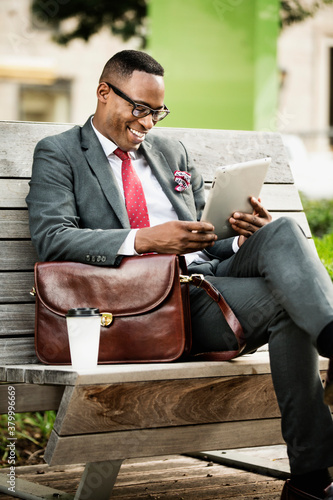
[66,308,101,317]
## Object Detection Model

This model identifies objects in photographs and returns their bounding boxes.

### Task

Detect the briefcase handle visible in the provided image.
[180,274,246,361]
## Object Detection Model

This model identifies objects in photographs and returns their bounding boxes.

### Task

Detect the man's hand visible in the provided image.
[135,220,217,254]
[229,197,272,247]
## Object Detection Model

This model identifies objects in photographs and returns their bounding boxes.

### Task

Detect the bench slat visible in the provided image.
[0,121,72,177]
[0,210,30,238]
[0,180,29,208]
[0,383,64,413]
[1,178,300,209]
[0,304,35,336]
[0,338,37,364]
[44,419,284,466]
[0,241,38,270]
[0,210,311,242]
[0,122,292,183]
[53,374,280,436]
[0,272,34,302]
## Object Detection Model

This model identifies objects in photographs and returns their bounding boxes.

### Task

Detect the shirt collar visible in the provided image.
[91,117,138,160]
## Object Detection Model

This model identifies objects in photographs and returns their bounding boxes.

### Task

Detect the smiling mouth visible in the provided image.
[129,127,146,139]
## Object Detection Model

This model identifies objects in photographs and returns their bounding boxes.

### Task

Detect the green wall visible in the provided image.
[148,0,279,131]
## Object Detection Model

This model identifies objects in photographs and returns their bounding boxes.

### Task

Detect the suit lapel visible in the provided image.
[80,118,130,228]
[140,139,194,221]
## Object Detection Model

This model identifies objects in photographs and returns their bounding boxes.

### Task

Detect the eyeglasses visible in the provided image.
[104,82,170,122]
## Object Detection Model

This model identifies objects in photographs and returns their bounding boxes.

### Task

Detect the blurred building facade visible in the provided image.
[278,3,333,152]
[0,0,139,125]
[0,0,332,157]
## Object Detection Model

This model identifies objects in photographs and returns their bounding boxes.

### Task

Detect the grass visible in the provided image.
[313,233,333,280]
[301,194,333,280]
[0,411,56,466]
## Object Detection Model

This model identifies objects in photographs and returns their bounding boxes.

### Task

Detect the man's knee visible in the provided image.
[263,216,305,239]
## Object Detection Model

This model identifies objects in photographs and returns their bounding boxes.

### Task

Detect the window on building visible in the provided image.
[19,80,71,122]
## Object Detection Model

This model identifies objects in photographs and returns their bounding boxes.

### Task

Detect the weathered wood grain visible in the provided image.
[44,418,284,465]
[0,338,37,364]
[54,375,280,436]
[1,354,327,385]
[0,209,309,239]
[0,120,73,177]
[0,272,34,302]
[0,304,35,336]
[0,454,286,500]
[0,179,29,208]
[0,209,30,238]
[0,121,292,182]
[0,241,38,270]
[1,178,300,210]
[259,184,302,211]
[0,383,64,413]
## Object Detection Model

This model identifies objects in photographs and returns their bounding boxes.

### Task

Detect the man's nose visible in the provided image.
[138,113,155,130]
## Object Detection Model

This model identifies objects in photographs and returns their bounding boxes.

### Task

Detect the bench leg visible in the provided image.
[74,460,123,500]
[0,472,73,499]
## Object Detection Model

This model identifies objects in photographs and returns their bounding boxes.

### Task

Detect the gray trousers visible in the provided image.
[188,217,333,474]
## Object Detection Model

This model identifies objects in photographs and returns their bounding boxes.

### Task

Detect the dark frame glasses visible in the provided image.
[104,82,170,122]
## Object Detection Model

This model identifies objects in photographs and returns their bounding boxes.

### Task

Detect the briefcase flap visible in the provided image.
[34,254,180,318]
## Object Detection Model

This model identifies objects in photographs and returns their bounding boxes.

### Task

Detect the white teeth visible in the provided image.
[130,128,145,138]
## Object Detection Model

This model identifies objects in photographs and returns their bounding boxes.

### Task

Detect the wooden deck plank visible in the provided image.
[0,452,286,500]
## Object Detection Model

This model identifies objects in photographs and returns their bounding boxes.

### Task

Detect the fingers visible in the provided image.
[229,197,272,237]
[249,196,270,218]
[184,221,216,233]
[135,221,217,255]
[179,221,217,249]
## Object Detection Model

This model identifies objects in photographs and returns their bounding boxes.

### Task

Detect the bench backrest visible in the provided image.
[0,121,308,364]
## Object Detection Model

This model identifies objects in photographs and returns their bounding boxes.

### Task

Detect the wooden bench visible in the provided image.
[0,120,328,499]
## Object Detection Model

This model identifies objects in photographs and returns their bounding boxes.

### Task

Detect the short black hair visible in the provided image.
[99,50,164,82]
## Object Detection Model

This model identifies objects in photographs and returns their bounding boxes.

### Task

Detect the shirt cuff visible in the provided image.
[118,229,140,256]
[232,236,240,253]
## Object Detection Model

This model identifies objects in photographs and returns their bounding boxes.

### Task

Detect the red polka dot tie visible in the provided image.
[114,148,150,229]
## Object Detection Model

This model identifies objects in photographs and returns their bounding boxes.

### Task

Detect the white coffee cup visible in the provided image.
[66,308,101,370]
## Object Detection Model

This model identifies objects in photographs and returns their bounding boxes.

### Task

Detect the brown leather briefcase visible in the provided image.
[33,254,192,364]
[32,253,245,365]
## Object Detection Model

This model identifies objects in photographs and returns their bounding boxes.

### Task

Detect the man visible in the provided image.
[26,50,333,499]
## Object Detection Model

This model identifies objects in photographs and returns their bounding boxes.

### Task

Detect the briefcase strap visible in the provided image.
[180,274,246,361]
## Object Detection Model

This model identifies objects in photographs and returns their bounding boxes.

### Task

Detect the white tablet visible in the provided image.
[200,157,271,239]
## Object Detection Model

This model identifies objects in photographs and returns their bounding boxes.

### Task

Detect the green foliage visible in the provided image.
[31,0,333,47]
[31,0,148,47]
[313,233,333,280]
[300,194,333,238]
[0,411,56,465]
[301,194,333,280]
[281,0,333,28]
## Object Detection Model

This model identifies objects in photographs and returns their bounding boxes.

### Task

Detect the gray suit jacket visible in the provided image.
[26,117,234,266]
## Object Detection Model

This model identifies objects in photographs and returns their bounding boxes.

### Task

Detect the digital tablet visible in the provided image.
[200,157,271,239]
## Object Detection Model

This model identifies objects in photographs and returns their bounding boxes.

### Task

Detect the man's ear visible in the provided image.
[96,82,110,103]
